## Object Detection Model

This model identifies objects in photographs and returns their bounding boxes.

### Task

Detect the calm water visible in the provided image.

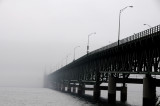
[0,85,159,106]
[0,87,95,106]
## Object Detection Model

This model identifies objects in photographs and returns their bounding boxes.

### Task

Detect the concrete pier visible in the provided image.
[143,74,156,106]
[67,82,71,93]
[108,75,116,103]
[120,85,127,102]
[93,71,101,101]
[93,84,100,101]
[61,82,65,92]
[78,83,84,96]
[73,83,76,93]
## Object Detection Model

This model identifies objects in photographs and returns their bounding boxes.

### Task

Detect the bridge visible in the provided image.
[45,24,160,106]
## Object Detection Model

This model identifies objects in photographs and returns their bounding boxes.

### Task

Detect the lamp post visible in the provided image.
[66,54,70,65]
[87,32,96,54]
[117,6,133,94]
[73,46,80,61]
[143,24,152,28]
[118,6,133,47]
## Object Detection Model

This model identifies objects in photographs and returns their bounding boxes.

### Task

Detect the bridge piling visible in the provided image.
[67,81,71,93]
[93,71,101,101]
[143,74,156,106]
[120,85,127,102]
[73,83,76,93]
[108,75,116,103]
[93,84,100,101]
[61,81,65,92]
[78,83,85,96]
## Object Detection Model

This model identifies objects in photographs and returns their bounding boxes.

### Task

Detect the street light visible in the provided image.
[73,46,80,61]
[117,6,133,88]
[143,24,152,28]
[87,32,96,54]
[118,6,133,46]
[66,54,70,65]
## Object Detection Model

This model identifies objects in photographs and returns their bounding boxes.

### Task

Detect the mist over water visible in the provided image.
[0,68,43,87]
[0,0,159,105]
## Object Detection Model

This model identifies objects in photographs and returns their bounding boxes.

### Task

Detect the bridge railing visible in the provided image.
[91,25,160,55]
[120,24,160,45]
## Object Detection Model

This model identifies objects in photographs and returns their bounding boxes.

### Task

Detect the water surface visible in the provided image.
[0,86,159,106]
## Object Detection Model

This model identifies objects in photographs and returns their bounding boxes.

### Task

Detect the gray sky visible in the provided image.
[0,0,160,87]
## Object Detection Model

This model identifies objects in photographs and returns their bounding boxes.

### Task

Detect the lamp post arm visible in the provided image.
[121,6,128,12]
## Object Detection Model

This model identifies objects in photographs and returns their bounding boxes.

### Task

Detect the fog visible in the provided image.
[0,0,159,87]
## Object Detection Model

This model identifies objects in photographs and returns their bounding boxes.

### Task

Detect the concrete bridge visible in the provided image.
[46,24,160,106]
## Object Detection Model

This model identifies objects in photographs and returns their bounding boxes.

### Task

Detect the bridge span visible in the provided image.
[46,24,160,106]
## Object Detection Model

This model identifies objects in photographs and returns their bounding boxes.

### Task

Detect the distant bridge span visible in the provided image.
[46,24,160,106]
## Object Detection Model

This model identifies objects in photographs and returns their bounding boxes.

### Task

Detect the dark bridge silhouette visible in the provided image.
[46,24,160,106]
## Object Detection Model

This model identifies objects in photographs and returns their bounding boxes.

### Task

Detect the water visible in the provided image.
[85,84,143,106]
[0,86,159,106]
[0,87,95,106]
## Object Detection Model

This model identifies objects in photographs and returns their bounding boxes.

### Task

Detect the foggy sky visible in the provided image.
[0,0,160,87]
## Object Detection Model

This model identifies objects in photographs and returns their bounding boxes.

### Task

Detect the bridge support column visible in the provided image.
[108,75,116,103]
[78,83,84,96]
[61,82,65,92]
[120,85,127,102]
[143,74,156,106]
[67,82,71,93]
[93,84,100,101]
[93,71,101,101]
[73,83,76,93]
